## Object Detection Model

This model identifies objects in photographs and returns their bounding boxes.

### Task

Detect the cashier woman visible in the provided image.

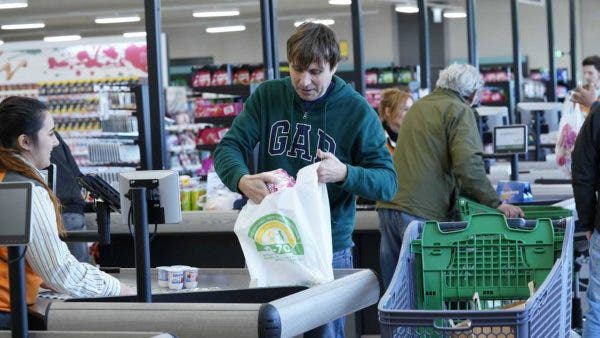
[0,96,132,329]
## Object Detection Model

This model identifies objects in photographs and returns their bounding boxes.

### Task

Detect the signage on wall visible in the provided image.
[339,40,349,61]
[519,0,545,6]
[0,36,148,83]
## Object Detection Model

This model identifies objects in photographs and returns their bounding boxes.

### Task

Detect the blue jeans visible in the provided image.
[377,208,425,289]
[305,248,353,338]
[585,229,600,337]
[62,213,91,264]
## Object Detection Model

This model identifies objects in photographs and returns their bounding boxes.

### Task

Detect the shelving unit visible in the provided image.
[39,78,149,187]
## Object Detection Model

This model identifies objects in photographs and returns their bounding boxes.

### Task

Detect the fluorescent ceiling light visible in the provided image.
[294,19,335,27]
[206,25,246,33]
[123,31,146,38]
[443,10,467,18]
[44,35,81,42]
[328,0,351,5]
[95,15,140,24]
[0,1,27,9]
[1,22,44,30]
[193,10,239,18]
[395,5,419,13]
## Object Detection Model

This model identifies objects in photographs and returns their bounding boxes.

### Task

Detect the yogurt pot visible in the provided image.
[184,267,199,289]
[157,266,170,288]
[167,267,185,290]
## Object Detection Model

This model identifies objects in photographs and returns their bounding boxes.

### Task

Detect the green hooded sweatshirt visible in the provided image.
[214,75,397,252]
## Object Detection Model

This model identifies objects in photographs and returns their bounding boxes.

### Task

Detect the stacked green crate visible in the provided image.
[411,214,556,310]
[457,197,572,260]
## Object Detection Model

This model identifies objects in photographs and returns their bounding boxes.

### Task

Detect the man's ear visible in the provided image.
[16,134,32,151]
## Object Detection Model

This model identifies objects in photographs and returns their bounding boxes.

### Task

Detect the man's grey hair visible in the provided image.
[435,63,484,98]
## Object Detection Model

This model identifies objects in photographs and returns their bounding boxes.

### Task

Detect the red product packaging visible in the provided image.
[266,168,296,192]
[233,65,251,85]
[250,66,265,83]
[211,65,232,86]
[196,127,230,145]
[365,69,378,85]
[191,68,212,87]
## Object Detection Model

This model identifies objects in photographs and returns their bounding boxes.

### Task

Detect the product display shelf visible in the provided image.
[0,83,40,102]
[39,78,151,187]
[166,85,252,178]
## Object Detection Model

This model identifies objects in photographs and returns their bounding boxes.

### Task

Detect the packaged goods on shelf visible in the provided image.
[196,127,229,145]
[192,64,266,88]
[194,100,243,118]
[365,68,378,85]
[179,175,207,211]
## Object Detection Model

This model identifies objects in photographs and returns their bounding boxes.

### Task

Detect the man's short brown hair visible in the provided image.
[582,55,600,72]
[287,22,341,71]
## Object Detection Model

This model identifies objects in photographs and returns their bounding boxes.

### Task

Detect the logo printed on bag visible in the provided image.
[248,214,304,255]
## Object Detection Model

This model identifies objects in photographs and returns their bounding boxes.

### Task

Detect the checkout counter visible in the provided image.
[63,158,574,337]
[41,268,378,338]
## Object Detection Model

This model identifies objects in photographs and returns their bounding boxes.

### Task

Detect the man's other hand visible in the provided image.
[316,149,348,183]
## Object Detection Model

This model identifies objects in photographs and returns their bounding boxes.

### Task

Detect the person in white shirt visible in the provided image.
[0,96,131,329]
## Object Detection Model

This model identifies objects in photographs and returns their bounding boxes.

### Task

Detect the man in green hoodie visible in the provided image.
[376,63,523,288]
[214,22,397,338]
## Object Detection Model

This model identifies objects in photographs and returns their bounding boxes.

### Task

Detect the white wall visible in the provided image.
[165,0,594,78]
[165,3,400,68]
[445,0,586,75]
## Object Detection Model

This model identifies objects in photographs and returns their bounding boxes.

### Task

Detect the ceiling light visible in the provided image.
[0,0,27,9]
[123,31,146,38]
[206,25,246,33]
[328,0,351,5]
[193,10,240,18]
[95,16,140,24]
[294,19,335,27]
[44,35,81,42]
[443,10,467,18]
[1,22,44,30]
[395,5,419,13]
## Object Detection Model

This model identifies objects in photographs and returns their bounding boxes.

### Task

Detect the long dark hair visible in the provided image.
[0,96,65,234]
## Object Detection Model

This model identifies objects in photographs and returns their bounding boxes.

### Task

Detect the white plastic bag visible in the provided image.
[234,163,334,287]
[555,92,586,177]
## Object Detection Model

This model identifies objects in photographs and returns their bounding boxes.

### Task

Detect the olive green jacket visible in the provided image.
[376,88,499,221]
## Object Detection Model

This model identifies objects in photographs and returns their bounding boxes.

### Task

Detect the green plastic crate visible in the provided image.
[457,197,572,221]
[411,213,556,310]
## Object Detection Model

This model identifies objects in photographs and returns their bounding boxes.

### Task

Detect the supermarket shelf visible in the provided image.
[194,115,238,125]
[191,84,258,98]
[169,145,198,154]
[196,144,218,151]
[109,105,137,111]
[165,123,209,132]
[366,81,419,91]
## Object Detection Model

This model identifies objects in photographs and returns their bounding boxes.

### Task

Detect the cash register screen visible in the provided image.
[0,182,33,245]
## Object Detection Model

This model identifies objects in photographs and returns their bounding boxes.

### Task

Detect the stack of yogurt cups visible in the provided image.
[157,265,198,290]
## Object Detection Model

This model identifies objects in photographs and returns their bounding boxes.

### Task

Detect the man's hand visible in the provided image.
[316,149,347,183]
[497,203,524,218]
[571,83,597,107]
[238,172,277,204]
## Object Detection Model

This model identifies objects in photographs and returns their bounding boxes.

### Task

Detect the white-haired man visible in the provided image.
[376,63,523,288]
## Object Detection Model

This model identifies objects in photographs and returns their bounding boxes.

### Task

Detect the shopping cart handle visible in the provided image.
[433,319,472,331]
